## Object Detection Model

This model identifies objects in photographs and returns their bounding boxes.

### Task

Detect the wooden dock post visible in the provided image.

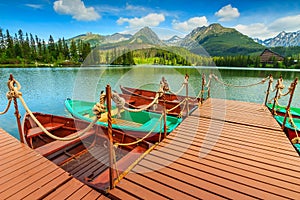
[282,77,298,130]
[271,76,282,115]
[264,74,272,106]
[9,74,24,143]
[163,93,167,139]
[200,73,205,104]
[106,84,114,189]
[186,77,189,116]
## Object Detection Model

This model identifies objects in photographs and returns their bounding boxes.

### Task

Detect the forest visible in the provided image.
[0,29,91,66]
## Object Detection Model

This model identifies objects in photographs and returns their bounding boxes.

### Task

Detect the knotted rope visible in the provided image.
[8,78,101,141]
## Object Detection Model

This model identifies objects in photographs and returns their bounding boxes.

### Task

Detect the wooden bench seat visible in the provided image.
[34,129,95,157]
[27,123,65,138]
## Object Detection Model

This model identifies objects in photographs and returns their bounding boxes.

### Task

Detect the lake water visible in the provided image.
[1,65,300,139]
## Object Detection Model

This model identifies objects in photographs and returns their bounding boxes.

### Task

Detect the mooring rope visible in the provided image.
[286,110,300,144]
[166,98,187,113]
[8,78,101,141]
[0,100,11,115]
[114,114,164,147]
[267,78,295,108]
[112,91,160,113]
[212,74,270,88]
[0,91,13,115]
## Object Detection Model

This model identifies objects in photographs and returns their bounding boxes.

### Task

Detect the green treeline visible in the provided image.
[0,28,91,66]
[213,55,300,68]
[109,47,215,66]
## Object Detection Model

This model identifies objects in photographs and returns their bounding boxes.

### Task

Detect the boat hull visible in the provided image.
[266,103,300,118]
[64,99,182,143]
[120,85,199,115]
[274,115,300,141]
[22,112,150,191]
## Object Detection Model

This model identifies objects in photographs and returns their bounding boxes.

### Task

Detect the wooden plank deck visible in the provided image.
[0,128,108,200]
[109,98,300,200]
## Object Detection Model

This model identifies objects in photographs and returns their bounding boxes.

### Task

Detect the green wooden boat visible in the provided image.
[65,99,182,142]
[274,115,300,141]
[266,103,300,118]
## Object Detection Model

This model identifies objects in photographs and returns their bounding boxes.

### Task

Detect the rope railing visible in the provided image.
[166,98,187,113]
[267,77,298,115]
[7,77,102,141]
[116,92,160,113]
[212,74,270,88]
[0,99,11,115]
[286,110,300,144]
[114,114,164,147]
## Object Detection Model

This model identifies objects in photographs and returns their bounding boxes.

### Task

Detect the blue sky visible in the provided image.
[1,0,300,41]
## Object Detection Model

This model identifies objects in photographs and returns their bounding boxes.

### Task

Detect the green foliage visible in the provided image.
[0,28,92,66]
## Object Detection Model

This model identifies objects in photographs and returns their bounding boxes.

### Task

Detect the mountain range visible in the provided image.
[69,24,300,57]
[254,31,300,47]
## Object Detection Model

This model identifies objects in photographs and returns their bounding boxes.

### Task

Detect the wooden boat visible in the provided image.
[266,103,300,118]
[120,85,200,107]
[119,93,197,117]
[64,99,182,142]
[22,112,150,191]
[274,115,300,141]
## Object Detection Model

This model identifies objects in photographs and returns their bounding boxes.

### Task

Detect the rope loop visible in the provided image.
[7,78,22,99]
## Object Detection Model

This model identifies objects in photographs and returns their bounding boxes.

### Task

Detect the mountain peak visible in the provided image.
[131,27,164,45]
[260,30,300,47]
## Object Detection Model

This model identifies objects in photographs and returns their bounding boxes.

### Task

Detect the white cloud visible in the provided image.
[117,13,165,28]
[125,3,146,12]
[235,14,300,39]
[215,4,240,22]
[235,23,272,39]
[53,0,100,21]
[25,4,43,9]
[172,16,208,32]
[268,14,300,32]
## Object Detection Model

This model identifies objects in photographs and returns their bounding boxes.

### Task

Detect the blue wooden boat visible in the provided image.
[65,99,182,142]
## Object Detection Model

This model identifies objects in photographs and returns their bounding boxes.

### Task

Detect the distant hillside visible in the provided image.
[68,33,105,47]
[67,32,132,48]
[179,23,265,56]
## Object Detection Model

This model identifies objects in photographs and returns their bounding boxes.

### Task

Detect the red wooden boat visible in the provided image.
[119,93,197,117]
[22,112,150,191]
[119,86,199,115]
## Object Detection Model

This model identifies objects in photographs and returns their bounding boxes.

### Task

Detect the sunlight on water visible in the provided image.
[0,66,299,139]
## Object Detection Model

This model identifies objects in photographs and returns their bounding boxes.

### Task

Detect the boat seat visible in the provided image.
[27,123,65,139]
[34,129,95,157]
[26,123,65,148]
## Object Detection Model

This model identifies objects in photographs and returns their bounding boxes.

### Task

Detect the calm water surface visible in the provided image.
[1,65,299,139]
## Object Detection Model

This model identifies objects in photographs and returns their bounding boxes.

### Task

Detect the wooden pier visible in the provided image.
[0,128,108,200]
[1,98,300,199]
[109,98,300,199]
